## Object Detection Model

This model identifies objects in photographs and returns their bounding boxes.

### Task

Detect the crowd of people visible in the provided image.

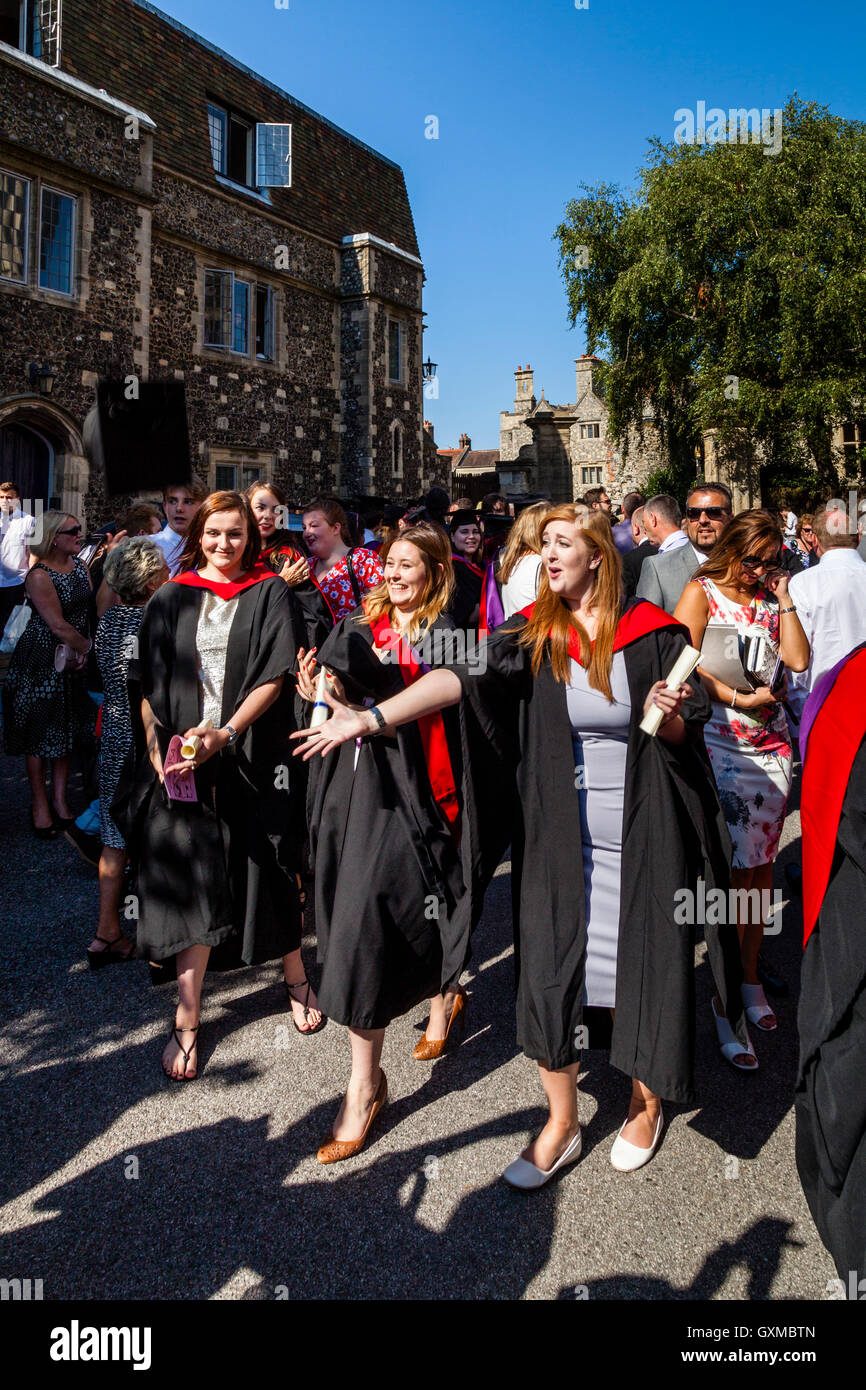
[1,470,865,1262]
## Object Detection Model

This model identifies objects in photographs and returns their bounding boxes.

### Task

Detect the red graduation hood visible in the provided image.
[518,597,685,665]
[171,564,274,599]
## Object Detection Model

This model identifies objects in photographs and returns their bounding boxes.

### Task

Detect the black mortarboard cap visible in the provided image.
[447,508,481,530]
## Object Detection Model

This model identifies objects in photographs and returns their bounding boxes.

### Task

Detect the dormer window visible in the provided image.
[207,102,292,191]
[0,1,61,66]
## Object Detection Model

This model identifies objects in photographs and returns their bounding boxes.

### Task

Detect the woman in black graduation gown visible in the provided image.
[295,508,745,1186]
[128,490,321,1080]
[298,524,467,1162]
[447,509,484,631]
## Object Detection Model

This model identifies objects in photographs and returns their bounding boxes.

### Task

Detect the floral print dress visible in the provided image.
[313,548,384,622]
[696,577,792,869]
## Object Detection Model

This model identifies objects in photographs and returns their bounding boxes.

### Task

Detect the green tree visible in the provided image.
[555,97,866,498]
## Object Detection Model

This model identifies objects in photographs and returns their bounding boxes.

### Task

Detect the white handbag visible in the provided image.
[0,603,30,653]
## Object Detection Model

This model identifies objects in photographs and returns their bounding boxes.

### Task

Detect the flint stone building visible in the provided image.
[0,0,442,524]
[499,357,664,502]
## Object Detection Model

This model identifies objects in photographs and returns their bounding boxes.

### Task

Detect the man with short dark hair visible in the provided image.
[642,494,686,551]
[637,481,732,612]
[583,485,612,515]
[611,490,645,554]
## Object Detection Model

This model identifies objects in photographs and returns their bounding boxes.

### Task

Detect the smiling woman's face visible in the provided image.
[541,518,597,598]
[200,510,247,575]
[384,540,429,613]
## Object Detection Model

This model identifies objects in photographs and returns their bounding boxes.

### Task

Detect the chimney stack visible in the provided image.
[423,419,434,440]
[458,432,471,449]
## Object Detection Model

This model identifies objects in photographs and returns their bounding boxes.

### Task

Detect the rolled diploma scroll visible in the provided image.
[180,719,214,760]
[638,644,702,737]
[310,667,332,729]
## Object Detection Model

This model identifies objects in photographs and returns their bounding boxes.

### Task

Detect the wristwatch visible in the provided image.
[367,706,387,734]
[222,723,239,746]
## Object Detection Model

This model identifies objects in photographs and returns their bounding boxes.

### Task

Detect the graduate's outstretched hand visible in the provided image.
[291,692,372,761]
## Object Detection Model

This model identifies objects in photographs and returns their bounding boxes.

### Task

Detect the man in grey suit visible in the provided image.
[637,481,733,612]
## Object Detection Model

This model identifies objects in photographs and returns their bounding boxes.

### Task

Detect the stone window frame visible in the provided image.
[199,261,281,369]
[208,447,275,495]
[581,466,604,486]
[579,422,601,440]
[387,316,404,384]
[0,163,85,307]
[390,419,404,479]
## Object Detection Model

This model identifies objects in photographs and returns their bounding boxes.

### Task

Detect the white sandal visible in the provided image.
[711,997,758,1071]
[741,982,777,1032]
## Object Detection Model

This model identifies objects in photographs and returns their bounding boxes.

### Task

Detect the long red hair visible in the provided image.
[517,507,623,698]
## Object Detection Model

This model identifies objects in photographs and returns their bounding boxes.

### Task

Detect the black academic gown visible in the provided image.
[449,555,483,632]
[453,606,745,1100]
[123,573,303,966]
[795,648,866,1284]
[307,609,466,1029]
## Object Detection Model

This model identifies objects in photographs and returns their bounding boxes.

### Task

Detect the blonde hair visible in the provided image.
[497,501,547,584]
[517,507,623,696]
[30,510,77,560]
[360,524,454,641]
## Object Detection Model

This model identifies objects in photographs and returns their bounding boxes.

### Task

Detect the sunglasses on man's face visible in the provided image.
[741,552,782,572]
[57,526,82,536]
[685,506,729,521]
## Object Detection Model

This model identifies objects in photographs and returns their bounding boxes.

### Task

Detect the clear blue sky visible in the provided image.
[162,0,866,450]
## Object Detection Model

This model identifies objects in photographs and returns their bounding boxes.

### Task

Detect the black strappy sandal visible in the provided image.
[284,978,327,1035]
[164,1023,200,1081]
[87,934,135,970]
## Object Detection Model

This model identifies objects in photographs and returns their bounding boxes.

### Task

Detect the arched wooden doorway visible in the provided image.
[0,398,88,524]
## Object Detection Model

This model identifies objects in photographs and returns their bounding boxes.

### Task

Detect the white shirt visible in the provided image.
[501,553,542,618]
[784,510,798,539]
[658,529,689,554]
[0,508,36,587]
[789,548,866,691]
[689,543,708,567]
[151,524,185,577]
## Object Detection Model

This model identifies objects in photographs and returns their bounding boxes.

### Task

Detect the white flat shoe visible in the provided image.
[503,1128,582,1189]
[741,982,777,1031]
[610,1106,664,1172]
[712,997,759,1071]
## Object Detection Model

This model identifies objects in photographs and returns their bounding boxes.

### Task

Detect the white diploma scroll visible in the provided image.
[180,719,214,760]
[639,644,702,737]
[310,667,331,729]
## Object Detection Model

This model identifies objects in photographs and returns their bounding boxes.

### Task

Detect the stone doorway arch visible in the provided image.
[0,396,89,524]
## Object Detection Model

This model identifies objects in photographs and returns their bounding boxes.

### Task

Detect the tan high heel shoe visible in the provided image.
[316,1070,388,1164]
[413,988,466,1061]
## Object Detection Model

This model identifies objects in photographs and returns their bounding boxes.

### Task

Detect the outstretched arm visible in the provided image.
[291,667,462,760]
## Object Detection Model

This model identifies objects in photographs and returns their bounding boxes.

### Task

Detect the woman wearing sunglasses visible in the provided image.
[675,511,810,1068]
[788,514,818,570]
[2,512,95,838]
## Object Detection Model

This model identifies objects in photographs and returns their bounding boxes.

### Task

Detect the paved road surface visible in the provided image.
[0,748,833,1301]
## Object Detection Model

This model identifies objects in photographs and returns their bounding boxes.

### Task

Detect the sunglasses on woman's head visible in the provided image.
[685,506,728,521]
[741,552,782,571]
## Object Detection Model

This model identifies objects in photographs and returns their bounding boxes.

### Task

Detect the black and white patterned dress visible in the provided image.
[2,558,95,758]
[95,604,145,850]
